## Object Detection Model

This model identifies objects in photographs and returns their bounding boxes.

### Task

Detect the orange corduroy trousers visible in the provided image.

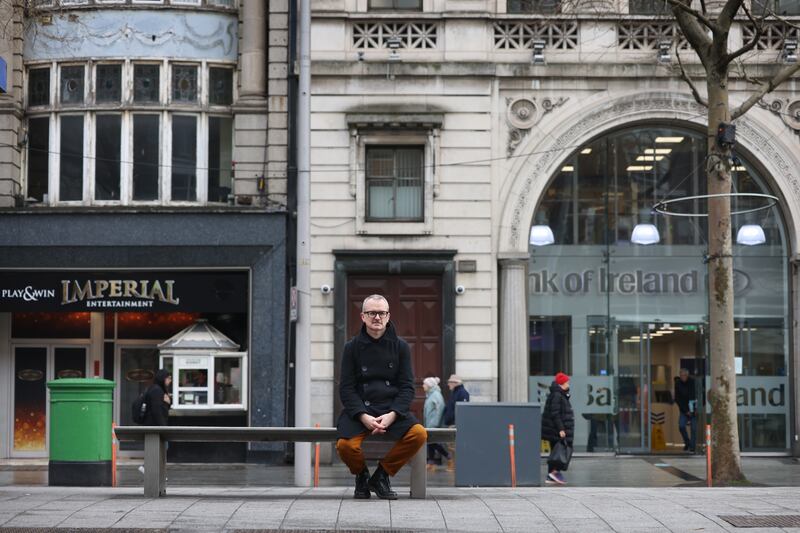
[336,423,427,476]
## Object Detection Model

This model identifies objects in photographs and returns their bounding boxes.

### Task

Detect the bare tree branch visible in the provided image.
[732,62,800,119]
[664,0,719,32]
[718,0,745,33]
[675,46,709,107]
[722,2,763,66]
[671,6,714,65]
[734,59,763,86]
[768,9,800,30]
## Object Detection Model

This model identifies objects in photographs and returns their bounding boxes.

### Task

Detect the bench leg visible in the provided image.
[144,433,166,498]
[409,442,426,499]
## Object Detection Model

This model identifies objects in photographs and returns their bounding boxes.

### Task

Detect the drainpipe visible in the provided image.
[294,0,312,487]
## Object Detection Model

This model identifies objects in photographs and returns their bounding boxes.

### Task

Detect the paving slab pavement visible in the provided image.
[1,485,800,532]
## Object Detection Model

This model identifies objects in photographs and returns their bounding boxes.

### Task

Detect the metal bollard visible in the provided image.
[705,424,712,487]
[508,424,517,488]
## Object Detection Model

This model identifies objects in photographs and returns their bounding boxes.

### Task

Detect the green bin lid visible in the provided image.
[46,378,116,390]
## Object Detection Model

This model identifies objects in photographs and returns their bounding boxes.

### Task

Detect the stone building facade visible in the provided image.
[0,0,291,462]
[310,0,800,455]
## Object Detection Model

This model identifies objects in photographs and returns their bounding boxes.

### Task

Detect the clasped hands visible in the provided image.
[360,411,397,435]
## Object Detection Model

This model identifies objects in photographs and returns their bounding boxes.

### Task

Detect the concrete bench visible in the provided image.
[114,426,455,499]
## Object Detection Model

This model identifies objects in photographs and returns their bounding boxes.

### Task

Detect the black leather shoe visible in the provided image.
[368,464,398,500]
[354,468,370,499]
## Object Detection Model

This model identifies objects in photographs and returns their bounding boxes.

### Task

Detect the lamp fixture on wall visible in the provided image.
[657,40,672,64]
[783,38,798,64]
[387,36,402,62]
[532,40,546,65]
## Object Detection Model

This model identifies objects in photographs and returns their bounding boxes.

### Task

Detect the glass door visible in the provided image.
[12,346,48,454]
[117,346,159,451]
[12,345,89,456]
[614,323,650,453]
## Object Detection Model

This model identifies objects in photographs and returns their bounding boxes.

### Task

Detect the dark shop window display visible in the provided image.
[14,347,48,452]
[12,312,91,339]
[528,124,791,452]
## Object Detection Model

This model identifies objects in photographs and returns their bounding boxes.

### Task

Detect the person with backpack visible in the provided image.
[134,369,172,475]
[541,372,574,485]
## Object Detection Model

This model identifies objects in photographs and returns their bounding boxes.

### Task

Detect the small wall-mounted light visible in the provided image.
[387,36,402,63]
[657,40,672,64]
[531,40,546,65]
[783,38,798,64]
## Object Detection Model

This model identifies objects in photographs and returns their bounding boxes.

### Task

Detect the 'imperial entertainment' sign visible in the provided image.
[0,271,247,312]
[61,279,179,308]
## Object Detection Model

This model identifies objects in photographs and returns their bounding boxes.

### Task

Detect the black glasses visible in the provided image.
[363,311,389,318]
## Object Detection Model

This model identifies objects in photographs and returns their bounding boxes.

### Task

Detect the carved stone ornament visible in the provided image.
[506,96,568,157]
[758,98,800,133]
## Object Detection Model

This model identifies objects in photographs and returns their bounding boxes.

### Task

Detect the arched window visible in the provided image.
[528,125,790,453]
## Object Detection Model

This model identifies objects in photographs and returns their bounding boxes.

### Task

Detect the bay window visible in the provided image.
[24,61,235,205]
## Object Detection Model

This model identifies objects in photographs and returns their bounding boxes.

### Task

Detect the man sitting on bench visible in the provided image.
[336,294,427,500]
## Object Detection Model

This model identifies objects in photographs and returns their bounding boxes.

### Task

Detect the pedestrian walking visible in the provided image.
[422,376,450,470]
[335,294,427,500]
[674,368,697,452]
[137,368,172,476]
[442,374,469,471]
[541,372,574,485]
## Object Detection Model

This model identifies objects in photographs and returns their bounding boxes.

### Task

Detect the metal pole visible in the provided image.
[706,424,712,487]
[294,0,312,487]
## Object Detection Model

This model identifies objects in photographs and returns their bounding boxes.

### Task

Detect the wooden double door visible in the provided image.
[344,275,444,421]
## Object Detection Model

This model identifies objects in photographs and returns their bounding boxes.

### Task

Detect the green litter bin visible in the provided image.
[47,378,115,486]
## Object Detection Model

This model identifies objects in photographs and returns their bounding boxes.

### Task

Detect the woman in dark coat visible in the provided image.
[541,372,574,485]
[138,369,172,476]
[143,369,172,426]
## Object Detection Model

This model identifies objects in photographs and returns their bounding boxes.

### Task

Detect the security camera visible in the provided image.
[320,284,333,295]
[455,285,465,295]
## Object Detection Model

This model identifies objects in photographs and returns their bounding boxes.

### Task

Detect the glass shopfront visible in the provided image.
[2,271,249,457]
[528,125,791,453]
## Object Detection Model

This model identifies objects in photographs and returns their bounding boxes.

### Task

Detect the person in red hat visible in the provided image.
[541,372,574,485]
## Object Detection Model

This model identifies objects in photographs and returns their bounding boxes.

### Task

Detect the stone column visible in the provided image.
[239,0,266,101]
[499,258,530,402]
[793,258,800,457]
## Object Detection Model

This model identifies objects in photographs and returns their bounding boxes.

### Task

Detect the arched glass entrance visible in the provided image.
[528,125,790,453]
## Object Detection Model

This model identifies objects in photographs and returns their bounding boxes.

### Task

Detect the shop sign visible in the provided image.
[0,271,248,312]
[530,268,752,296]
[529,375,788,415]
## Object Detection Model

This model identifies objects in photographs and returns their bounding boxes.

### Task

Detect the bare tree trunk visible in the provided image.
[705,69,745,484]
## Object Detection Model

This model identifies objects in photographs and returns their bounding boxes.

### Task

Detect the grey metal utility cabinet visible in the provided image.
[455,402,541,487]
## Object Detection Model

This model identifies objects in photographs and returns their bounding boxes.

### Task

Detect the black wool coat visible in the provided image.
[336,321,419,439]
[143,369,171,426]
[541,382,574,444]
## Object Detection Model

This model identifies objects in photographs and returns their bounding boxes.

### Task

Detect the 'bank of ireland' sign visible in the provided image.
[531,268,701,295]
